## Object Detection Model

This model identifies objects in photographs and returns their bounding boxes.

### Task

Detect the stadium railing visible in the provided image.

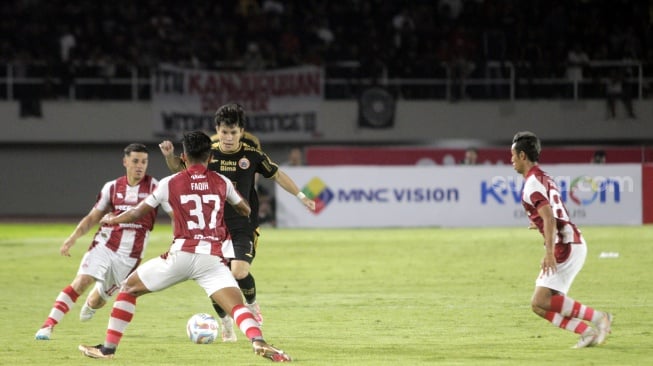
[0,60,649,102]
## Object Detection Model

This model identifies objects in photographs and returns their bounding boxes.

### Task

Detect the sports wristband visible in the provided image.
[296,192,306,200]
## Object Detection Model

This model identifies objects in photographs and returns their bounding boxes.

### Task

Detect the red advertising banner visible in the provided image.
[643,163,653,224]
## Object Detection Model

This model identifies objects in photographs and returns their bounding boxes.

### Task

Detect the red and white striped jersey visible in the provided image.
[522,165,582,245]
[91,175,160,259]
[145,164,242,257]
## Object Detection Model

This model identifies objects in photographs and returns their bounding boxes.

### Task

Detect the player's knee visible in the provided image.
[230,261,250,280]
[71,275,94,293]
[530,300,547,317]
[88,296,106,309]
[231,268,249,280]
[120,285,147,297]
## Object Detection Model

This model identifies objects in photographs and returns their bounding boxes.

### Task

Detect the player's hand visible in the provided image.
[100,213,116,225]
[158,140,175,158]
[302,198,316,211]
[540,253,557,276]
[528,221,537,230]
[60,237,75,257]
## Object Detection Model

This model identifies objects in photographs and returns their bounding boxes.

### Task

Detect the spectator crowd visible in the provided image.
[1,0,651,99]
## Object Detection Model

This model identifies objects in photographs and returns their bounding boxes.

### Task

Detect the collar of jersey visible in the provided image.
[216,142,242,155]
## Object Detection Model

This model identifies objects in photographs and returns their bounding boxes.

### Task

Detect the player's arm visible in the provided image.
[60,207,106,257]
[537,204,557,275]
[231,199,251,217]
[272,169,316,211]
[225,177,251,217]
[159,140,185,173]
[101,200,156,225]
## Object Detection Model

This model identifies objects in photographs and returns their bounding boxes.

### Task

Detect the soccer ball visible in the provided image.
[186,313,219,344]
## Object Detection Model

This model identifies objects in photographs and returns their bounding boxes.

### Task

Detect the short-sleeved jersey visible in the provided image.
[146,164,243,257]
[91,175,159,259]
[522,166,582,253]
[207,142,279,230]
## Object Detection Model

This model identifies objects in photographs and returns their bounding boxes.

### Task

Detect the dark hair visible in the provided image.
[214,103,245,128]
[512,131,541,162]
[123,143,148,156]
[241,131,261,149]
[182,131,212,163]
[592,150,606,163]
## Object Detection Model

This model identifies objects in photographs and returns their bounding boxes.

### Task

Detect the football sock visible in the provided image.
[105,292,137,348]
[237,273,257,304]
[549,295,602,323]
[43,285,80,327]
[211,298,228,318]
[212,274,256,316]
[100,346,116,355]
[544,311,590,335]
[232,304,262,340]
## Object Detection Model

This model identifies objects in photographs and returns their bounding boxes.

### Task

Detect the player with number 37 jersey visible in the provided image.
[147,164,242,258]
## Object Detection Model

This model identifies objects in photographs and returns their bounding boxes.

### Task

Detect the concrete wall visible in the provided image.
[0,144,173,217]
[2,100,652,144]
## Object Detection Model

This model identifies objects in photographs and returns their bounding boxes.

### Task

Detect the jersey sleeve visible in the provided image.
[222,175,243,206]
[523,178,549,210]
[146,175,171,208]
[151,177,173,214]
[256,149,280,178]
[94,181,114,212]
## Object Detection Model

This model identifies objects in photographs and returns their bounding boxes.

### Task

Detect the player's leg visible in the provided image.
[211,289,290,361]
[531,286,593,333]
[546,292,613,345]
[79,285,106,322]
[209,260,237,342]
[232,260,262,322]
[211,229,260,342]
[36,246,111,340]
[80,255,138,322]
[531,242,611,348]
[203,257,290,362]
[35,273,94,340]
[80,253,184,358]
[532,286,611,348]
[211,288,261,340]
[234,228,262,323]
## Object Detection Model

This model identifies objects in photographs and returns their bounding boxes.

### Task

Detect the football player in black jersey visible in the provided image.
[159,103,315,342]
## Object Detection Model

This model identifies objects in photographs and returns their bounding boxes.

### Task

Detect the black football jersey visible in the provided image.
[207,142,279,230]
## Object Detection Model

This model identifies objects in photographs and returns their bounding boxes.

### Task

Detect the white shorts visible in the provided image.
[137,251,238,297]
[77,245,140,300]
[535,239,587,295]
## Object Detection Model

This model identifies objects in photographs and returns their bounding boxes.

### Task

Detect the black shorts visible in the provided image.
[230,227,260,264]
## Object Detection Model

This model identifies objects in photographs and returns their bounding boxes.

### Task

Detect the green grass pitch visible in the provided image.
[1,223,652,365]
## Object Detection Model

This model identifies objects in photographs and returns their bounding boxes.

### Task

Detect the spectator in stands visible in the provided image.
[2,0,651,101]
[591,150,607,164]
[445,24,477,101]
[460,147,479,165]
[282,147,305,167]
[566,43,590,84]
[606,69,636,119]
[242,42,266,70]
